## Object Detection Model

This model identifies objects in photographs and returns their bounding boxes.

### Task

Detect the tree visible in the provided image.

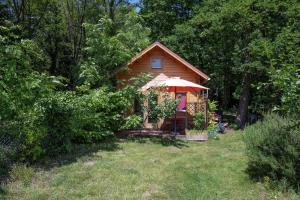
[162,0,300,127]
[79,9,150,88]
[269,28,300,114]
[0,22,55,161]
[140,0,201,41]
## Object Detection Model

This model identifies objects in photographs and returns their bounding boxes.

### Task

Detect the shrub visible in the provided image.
[208,100,217,112]
[40,92,75,156]
[244,113,300,191]
[40,88,128,151]
[193,112,205,130]
[121,115,143,130]
[144,90,177,123]
[0,101,47,163]
[71,88,128,143]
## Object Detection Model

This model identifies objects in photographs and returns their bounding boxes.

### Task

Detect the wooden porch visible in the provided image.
[160,101,208,134]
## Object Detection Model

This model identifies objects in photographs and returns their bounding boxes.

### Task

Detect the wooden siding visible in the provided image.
[116,46,205,84]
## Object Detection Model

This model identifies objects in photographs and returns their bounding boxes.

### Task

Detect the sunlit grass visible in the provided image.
[3,133,299,200]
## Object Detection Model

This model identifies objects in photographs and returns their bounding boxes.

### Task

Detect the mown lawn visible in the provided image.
[3,133,299,200]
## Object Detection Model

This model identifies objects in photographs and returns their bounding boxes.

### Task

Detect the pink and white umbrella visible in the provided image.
[161,77,208,92]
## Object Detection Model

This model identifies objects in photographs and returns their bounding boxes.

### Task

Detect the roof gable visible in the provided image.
[128,42,209,81]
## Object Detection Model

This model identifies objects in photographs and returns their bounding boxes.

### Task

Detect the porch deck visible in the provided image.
[161,101,208,133]
[118,129,209,141]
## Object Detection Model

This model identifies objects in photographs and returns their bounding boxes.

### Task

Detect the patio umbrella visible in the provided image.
[158,77,208,134]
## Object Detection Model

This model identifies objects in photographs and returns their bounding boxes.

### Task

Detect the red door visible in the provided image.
[176,93,187,111]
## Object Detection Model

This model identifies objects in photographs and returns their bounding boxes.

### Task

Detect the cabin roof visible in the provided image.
[128,42,210,81]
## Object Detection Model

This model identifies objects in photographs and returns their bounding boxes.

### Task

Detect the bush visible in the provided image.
[40,92,75,156]
[244,113,300,191]
[0,83,142,161]
[70,88,128,143]
[121,115,143,130]
[208,100,217,112]
[193,112,205,130]
[40,88,129,152]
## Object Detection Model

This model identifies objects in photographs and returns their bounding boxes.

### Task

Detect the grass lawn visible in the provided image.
[2,133,299,200]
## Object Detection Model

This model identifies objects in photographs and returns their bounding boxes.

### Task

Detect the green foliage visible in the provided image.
[40,86,137,151]
[144,90,178,123]
[0,25,150,159]
[193,100,218,131]
[271,63,300,114]
[156,93,178,119]
[244,113,300,191]
[0,23,54,161]
[79,10,150,87]
[193,112,205,131]
[208,100,217,112]
[72,88,132,142]
[141,0,201,40]
[40,92,75,155]
[162,0,300,118]
[121,115,143,130]
[207,123,217,132]
[269,28,300,114]
[228,123,240,130]
[145,91,159,122]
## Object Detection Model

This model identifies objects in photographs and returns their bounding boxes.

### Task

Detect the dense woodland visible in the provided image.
[0,0,299,192]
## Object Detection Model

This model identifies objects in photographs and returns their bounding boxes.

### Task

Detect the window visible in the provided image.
[151,57,162,69]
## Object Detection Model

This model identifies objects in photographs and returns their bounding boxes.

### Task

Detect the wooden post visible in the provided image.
[185,109,188,130]
[174,87,177,135]
[204,95,208,129]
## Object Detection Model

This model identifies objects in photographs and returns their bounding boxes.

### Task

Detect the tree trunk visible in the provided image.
[222,72,231,109]
[65,0,87,89]
[235,73,251,128]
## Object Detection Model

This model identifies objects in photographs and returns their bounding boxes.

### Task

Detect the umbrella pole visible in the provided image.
[174,87,177,135]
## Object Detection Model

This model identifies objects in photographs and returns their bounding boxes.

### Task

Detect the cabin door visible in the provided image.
[176,93,187,111]
[175,93,187,131]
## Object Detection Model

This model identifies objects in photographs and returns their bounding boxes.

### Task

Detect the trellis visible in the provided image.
[186,102,206,116]
[185,99,209,129]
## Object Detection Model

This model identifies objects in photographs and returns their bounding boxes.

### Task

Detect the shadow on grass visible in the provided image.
[0,169,10,198]
[36,140,121,170]
[0,184,7,197]
[122,136,189,149]
[0,139,121,198]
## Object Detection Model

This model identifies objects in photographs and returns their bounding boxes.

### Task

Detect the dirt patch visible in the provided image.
[83,160,96,167]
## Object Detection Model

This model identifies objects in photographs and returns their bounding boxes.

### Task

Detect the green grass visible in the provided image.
[3,133,299,200]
